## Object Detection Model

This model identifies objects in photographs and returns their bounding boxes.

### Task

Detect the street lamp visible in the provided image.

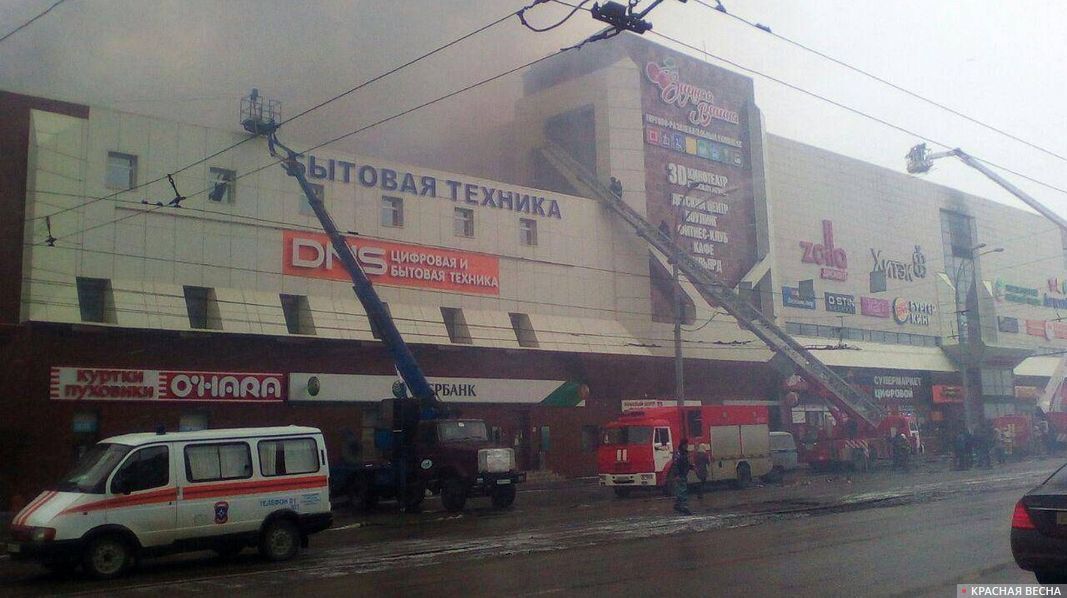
[953,244,1003,432]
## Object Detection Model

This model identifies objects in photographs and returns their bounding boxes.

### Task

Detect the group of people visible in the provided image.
[671,438,710,516]
[953,423,1011,470]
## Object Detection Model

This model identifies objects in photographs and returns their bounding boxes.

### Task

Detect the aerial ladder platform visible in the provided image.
[539,143,886,431]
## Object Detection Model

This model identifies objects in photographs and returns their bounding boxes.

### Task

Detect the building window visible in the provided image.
[76,277,115,323]
[581,425,599,453]
[280,294,316,335]
[454,207,474,237]
[369,302,392,340]
[382,196,403,227]
[520,218,537,246]
[441,307,472,344]
[300,183,324,216]
[106,152,138,190]
[509,312,539,348]
[981,368,1014,397]
[183,286,222,330]
[208,167,236,203]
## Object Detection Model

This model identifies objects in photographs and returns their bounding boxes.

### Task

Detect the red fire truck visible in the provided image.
[788,378,921,470]
[597,405,772,496]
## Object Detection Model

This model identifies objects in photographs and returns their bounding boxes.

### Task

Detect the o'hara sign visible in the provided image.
[296,155,562,219]
[289,373,581,406]
[50,367,285,402]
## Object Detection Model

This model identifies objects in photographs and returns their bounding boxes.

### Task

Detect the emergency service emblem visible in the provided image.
[214,501,229,524]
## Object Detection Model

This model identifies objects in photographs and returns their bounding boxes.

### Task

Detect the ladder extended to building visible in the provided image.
[539,143,886,429]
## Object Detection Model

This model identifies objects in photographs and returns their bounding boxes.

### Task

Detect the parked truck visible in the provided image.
[247,106,523,514]
[597,405,772,496]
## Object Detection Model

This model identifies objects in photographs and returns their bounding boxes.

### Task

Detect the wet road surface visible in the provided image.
[0,458,1057,596]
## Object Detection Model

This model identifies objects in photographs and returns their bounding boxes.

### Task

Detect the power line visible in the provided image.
[648,29,1067,199]
[692,0,1067,166]
[18,5,524,225]
[0,0,69,45]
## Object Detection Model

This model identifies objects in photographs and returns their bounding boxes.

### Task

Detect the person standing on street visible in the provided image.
[673,438,693,515]
[694,443,710,500]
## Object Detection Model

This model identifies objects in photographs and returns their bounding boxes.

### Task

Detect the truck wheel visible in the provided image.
[347,478,378,512]
[491,484,517,509]
[441,478,468,513]
[762,465,784,483]
[734,462,752,489]
[612,487,632,498]
[259,519,300,562]
[82,535,132,580]
[850,450,869,473]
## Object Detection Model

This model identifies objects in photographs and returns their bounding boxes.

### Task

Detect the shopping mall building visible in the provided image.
[2,34,1065,507]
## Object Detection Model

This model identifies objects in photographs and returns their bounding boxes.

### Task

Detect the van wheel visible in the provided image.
[441,478,468,513]
[612,487,632,498]
[82,535,132,580]
[735,463,752,489]
[259,519,300,562]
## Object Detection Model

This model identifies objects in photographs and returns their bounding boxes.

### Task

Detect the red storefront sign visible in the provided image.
[50,367,285,402]
[932,385,963,404]
[282,230,500,296]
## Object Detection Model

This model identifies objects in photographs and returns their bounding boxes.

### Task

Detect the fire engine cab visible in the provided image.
[597,405,772,496]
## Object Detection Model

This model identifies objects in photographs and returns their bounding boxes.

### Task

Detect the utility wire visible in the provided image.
[519,0,591,32]
[20,6,523,224]
[649,29,1067,199]
[0,0,69,45]
[693,0,1067,166]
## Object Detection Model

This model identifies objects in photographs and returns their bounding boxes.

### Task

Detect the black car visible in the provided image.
[1012,463,1067,583]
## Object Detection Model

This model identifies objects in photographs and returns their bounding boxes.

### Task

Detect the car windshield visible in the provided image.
[438,420,488,442]
[603,426,653,446]
[55,443,131,494]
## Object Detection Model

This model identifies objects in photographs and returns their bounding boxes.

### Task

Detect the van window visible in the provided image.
[258,438,319,476]
[111,446,169,494]
[185,442,252,482]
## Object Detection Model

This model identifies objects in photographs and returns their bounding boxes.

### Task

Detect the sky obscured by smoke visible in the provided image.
[3,0,1067,214]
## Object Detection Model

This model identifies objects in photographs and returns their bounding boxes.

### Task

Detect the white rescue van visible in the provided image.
[7,426,332,578]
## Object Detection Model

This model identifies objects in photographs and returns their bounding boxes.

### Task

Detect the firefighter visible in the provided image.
[694,444,710,500]
[892,433,910,471]
[976,423,993,468]
[673,438,693,515]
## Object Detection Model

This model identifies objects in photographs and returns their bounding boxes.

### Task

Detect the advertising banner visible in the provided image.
[50,367,285,402]
[289,373,580,406]
[283,230,500,296]
[635,39,758,320]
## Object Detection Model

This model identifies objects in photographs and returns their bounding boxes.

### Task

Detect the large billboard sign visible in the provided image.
[50,367,285,402]
[636,41,758,320]
[283,230,500,296]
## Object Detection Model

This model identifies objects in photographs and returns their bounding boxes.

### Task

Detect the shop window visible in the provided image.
[799,323,818,337]
[785,322,802,336]
[981,368,1014,397]
[441,307,473,344]
[184,286,222,330]
[454,207,474,237]
[208,167,237,203]
[280,294,316,335]
[258,438,319,476]
[540,426,551,453]
[185,442,252,482]
[179,412,209,432]
[76,277,116,324]
[106,151,138,190]
[300,183,324,216]
[520,218,538,246]
[581,425,599,453]
[369,302,392,340]
[112,446,169,494]
[381,196,403,227]
[509,312,539,348]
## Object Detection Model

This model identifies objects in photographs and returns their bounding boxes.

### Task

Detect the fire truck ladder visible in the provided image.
[539,143,886,428]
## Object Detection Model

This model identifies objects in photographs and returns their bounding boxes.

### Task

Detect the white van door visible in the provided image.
[177,441,256,541]
[106,445,176,547]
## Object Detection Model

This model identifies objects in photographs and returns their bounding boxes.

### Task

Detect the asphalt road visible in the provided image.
[0,458,1057,596]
